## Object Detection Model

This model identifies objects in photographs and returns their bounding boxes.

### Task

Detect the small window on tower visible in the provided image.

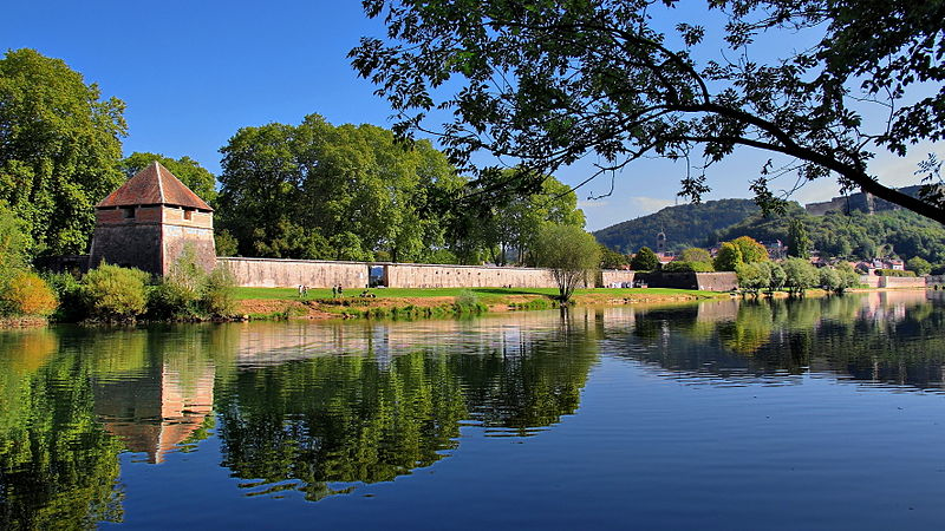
[184,209,193,221]
[122,207,135,219]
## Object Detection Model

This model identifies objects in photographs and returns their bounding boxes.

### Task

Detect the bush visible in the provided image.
[1,271,58,316]
[0,205,31,286]
[82,264,149,321]
[663,260,714,272]
[454,290,487,314]
[877,269,916,277]
[44,272,84,321]
[203,266,237,317]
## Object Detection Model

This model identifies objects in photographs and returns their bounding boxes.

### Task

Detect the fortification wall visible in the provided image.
[384,263,561,288]
[639,271,737,291]
[860,275,926,288]
[218,257,369,288]
[694,272,739,291]
[926,275,945,286]
[879,276,926,289]
[601,270,636,287]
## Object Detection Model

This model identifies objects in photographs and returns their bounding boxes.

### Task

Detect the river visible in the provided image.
[1,290,944,529]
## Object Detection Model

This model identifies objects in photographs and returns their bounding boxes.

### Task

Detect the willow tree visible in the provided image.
[533,224,601,302]
[351,1,945,223]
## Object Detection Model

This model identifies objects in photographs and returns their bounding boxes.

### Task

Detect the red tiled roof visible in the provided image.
[97,162,213,211]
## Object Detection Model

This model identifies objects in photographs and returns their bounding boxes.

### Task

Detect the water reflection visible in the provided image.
[0,291,943,527]
[618,290,945,390]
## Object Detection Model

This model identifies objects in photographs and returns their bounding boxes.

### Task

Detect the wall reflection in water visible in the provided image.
[0,291,943,527]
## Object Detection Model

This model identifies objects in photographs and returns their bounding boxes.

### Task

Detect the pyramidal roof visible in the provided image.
[97,161,213,211]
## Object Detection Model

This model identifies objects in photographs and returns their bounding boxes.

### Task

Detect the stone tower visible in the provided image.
[89,162,216,276]
[656,230,667,254]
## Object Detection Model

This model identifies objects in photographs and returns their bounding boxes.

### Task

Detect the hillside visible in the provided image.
[718,207,945,264]
[593,199,760,253]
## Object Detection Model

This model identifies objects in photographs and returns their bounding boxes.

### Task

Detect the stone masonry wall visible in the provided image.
[384,263,561,289]
[879,276,926,289]
[601,270,636,287]
[219,257,369,288]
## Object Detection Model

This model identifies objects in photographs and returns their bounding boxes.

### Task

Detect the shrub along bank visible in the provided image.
[46,257,238,324]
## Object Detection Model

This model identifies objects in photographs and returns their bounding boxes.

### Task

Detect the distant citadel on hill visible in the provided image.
[804,185,924,216]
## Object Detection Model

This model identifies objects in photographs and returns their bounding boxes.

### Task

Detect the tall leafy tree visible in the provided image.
[352,1,945,223]
[787,218,812,259]
[713,242,743,271]
[0,49,126,254]
[731,236,769,263]
[217,114,464,261]
[630,246,660,271]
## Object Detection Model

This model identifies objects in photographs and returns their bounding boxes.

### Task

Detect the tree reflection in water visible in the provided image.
[622,291,945,390]
[214,311,600,500]
[1,291,944,526]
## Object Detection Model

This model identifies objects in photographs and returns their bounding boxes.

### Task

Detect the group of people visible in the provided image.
[296,284,376,299]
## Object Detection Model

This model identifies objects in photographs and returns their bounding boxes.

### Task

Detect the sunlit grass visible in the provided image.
[233,286,723,302]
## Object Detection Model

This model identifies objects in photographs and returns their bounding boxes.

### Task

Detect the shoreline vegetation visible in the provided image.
[233,287,727,321]
[0,284,933,329]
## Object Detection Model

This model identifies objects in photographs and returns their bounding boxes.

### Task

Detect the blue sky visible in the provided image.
[3,1,938,231]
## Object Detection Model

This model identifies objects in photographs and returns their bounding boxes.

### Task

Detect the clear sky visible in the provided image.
[2,1,938,231]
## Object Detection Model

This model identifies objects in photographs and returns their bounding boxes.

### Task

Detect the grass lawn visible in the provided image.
[233,286,723,302]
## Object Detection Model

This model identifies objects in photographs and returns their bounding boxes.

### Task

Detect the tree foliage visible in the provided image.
[736,262,772,297]
[599,244,629,269]
[731,236,768,264]
[679,247,712,264]
[787,218,811,259]
[630,246,660,271]
[352,1,945,223]
[0,49,126,255]
[713,242,743,271]
[533,224,600,302]
[782,258,819,296]
[217,114,466,262]
[906,256,932,276]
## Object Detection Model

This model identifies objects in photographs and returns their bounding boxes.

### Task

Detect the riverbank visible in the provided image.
[234,287,727,320]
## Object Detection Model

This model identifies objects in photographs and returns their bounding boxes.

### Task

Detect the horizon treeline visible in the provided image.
[0,48,584,267]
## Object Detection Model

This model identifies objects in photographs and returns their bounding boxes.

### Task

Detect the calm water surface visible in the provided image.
[2,291,945,529]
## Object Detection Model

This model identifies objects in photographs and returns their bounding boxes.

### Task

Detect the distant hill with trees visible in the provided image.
[592,199,760,253]
[596,198,945,271]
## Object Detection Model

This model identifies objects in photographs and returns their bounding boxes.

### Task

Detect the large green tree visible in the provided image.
[449,172,585,265]
[121,152,217,205]
[0,49,126,255]
[352,1,945,223]
[217,114,464,261]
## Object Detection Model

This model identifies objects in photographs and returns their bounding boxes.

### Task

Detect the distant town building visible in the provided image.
[761,240,787,260]
[89,162,216,276]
